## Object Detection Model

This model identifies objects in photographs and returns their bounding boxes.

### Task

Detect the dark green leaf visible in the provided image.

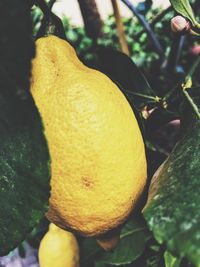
[143,116,200,266]
[80,238,101,267]
[96,47,157,109]
[97,215,151,266]
[0,93,50,256]
[169,0,198,27]
[95,262,107,267]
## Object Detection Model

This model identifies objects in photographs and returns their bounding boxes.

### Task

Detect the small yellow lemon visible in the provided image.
[31,35,147,237]
[39,223,79,267]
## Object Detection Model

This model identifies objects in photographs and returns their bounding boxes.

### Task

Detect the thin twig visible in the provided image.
[164,81,181,101]
[48,0,56,10]
[164,55,200,102]
[35,0,50,17]
[111,0,130,55]
[135,6,173,40]
[120,0,165,60]
[166,35,185,71]
[187,56,200,77]
[125,90,158,101]
[181,56,200,119]
[35,0,66,39]
[182,89,200,119]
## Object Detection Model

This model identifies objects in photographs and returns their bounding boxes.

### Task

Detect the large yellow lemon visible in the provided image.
[31,35,147,236]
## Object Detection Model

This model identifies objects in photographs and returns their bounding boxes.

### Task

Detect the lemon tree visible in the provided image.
[1,1,200,267]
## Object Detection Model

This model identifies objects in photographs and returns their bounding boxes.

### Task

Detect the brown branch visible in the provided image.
[77,0,103,41]
[111,0,130,56]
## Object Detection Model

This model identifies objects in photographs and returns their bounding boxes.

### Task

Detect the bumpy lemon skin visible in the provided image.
[39,223,79,267]
[31,35,147,237]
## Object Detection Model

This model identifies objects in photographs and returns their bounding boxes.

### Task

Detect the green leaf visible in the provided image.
[164,251,181,267]
[169,0,198,27]
[143,117,200,266]
[96,47,157,109]
[80,238,101,267]
[0,93,50,256]
[97,215,151,266]
[95,263,107,267]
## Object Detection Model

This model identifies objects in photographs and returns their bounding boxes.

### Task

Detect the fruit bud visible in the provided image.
[171,16,191,33]
[96,234,120,251]
[190,45,200,56]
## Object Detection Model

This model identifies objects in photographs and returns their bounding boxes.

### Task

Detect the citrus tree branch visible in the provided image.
[35,0,66,39]
[182,56,200,119]
[48,0,56,10]
[182,89,200,119]
[135,6,173,40]
[111,0,130,56]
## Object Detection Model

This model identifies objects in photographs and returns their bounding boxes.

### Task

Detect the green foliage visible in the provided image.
[164,251,181,267]
[101,15,159,67]
[97,216,151,266]
[31,7,43,36]
[143,110,200,266]
[0,92,50,256]
[80,215,154,267]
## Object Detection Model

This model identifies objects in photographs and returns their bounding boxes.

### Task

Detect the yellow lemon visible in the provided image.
[39,223,79,267]
[31,35,147,236]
